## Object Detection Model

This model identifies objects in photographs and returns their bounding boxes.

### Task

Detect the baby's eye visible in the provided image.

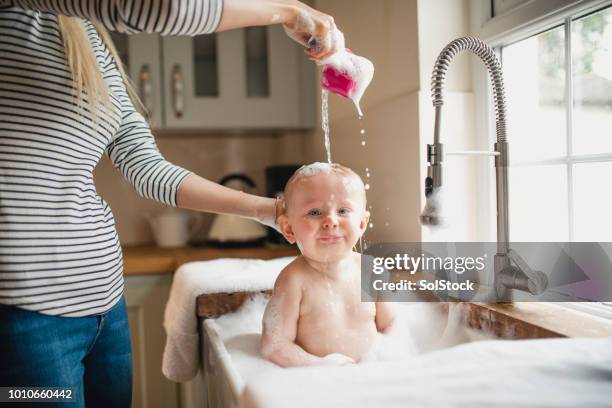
[307,209,321,217]
[338,208,351,216]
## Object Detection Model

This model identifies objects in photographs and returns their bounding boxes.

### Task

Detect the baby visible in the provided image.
[260,162,395,367]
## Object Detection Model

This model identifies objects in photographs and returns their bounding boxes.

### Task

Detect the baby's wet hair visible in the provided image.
[282,162,367,213]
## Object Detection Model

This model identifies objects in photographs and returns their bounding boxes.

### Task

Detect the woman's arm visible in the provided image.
[6,0,338,58]
[176,174,278,228]
[107,93,279,226]
[4,0,224,35]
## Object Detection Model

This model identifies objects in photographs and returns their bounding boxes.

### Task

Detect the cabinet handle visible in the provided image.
[172,64,184,118]
[138,64,152,117]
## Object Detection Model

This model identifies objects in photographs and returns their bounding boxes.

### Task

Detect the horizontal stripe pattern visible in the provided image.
[1,0,223,35]
[0,0,221,316]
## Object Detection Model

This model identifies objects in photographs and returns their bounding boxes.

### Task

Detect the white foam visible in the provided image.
[296,162,334,177]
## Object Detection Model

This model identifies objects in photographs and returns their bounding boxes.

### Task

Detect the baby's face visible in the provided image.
[281,172,369,263]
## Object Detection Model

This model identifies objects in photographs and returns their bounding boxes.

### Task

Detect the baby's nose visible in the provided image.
[322,214,339,229]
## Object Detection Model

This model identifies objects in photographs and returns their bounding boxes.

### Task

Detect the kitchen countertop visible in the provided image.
[122,244,298,275]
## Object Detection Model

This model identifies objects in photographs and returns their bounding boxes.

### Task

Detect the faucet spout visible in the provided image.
[422,36,545,301]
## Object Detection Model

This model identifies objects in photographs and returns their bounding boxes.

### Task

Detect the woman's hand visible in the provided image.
[256,196,283,232]
[282,2,340,62]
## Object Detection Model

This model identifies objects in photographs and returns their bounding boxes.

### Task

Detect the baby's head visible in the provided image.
[279,162,370,262]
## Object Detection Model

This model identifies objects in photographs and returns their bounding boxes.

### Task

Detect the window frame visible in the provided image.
[470,0,612,316]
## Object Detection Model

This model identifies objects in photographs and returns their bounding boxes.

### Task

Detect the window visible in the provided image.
[498,5,612,315]
[502,5,612,242]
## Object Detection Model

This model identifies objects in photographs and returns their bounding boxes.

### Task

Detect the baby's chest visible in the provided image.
[300,286,375,324]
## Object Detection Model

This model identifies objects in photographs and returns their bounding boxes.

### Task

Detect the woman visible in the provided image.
[0,0,338,405]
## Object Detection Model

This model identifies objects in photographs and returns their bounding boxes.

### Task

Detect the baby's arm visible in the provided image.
[261,266,332,367]
[375,301,396,334]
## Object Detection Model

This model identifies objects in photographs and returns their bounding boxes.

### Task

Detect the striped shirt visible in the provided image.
[0,0,223,317]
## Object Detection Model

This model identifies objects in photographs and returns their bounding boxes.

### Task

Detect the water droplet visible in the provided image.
[366,172,370,178]
[365,184,370,190]
[369,222,374,228]
[361,140,366,146]
[365,168,369,172]
[360,129,366,135]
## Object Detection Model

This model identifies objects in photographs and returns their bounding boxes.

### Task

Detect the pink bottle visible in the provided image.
[319,48,374,116]
[321,49,356,99]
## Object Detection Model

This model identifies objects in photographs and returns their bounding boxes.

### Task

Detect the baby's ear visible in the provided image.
[359,211,371,234]
[278,214,296,244]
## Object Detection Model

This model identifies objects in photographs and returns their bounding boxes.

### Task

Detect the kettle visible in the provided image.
[146,209,202,248]
[207,174,268,247]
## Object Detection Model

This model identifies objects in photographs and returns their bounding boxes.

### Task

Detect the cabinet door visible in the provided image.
[124,274,180,408]
[108,33,164,129]
[162,26,312,129]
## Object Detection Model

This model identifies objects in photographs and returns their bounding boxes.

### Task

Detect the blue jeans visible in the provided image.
[0,297,132,407]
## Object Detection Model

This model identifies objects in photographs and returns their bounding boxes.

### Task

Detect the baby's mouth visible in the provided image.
[317,235,343,243]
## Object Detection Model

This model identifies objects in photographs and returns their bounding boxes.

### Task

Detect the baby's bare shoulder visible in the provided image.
[273,257,309,291]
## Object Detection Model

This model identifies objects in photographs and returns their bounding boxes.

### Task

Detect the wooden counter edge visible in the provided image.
[466,302,612,339]
[122,245,298,275]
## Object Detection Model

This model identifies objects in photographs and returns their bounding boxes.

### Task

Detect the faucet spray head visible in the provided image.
[420,143,445,227]
[420,188,445,227]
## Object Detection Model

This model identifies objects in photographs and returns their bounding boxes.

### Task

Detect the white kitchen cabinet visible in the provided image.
[109,25,315,131]
[124,274,180,408]
[109,33,164,128]
[162,25,315,129]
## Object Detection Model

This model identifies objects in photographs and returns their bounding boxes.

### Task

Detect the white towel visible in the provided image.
[161,256,295,382]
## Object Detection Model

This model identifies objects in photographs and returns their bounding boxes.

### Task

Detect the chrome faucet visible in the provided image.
[420,37,547,301]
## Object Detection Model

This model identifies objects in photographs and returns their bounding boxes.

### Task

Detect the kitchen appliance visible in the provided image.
[207,174,268,247]
[265,165,301,245]
[146,209,202,248]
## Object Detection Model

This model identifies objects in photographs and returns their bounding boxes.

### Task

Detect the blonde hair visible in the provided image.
[57,16,145,115]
